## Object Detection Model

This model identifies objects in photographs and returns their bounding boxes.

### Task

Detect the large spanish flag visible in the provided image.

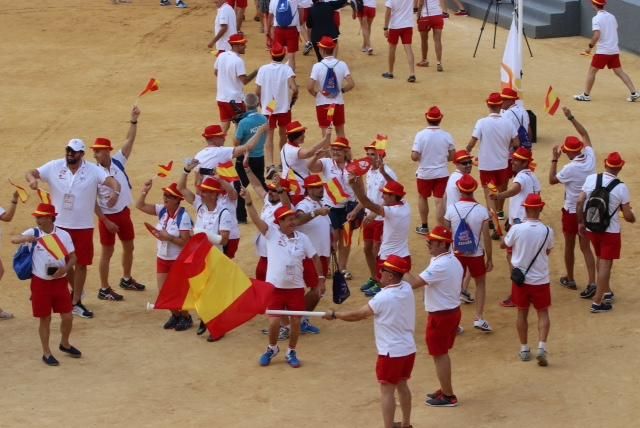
[154,233,274,338]
[216,161,240,182]
[325,177,349,205]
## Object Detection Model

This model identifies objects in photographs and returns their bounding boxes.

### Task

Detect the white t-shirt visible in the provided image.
[503,220,554,285]
[217,194,240,239]
[368,281,417,357]
[412,127,455,179]
[472,114,517,171]
[192,195,233,251]
[281,143,310,187]
[269,0,301,27]
[154,204,193,260]
[97,151,133,215]
[365,165,397,221]
[264,225,316,289]
[215,51,246,103]
[299,0,312,8]
[419,252,463,312]
[509,169,541,223]
[256,195,282,257]
[319,158,354,208]
[309,57,351,106]
[421,0,442,17]
[214,3,237,51]
[385,0,414,29]
[581,172,631,234]
[194,146,235,173]
[502,103,530,137]
[363,0,376,7]
[295,197,331,257]
[379,203,411,258]
[22,227,75,280]
[593,10,619,55]
[37,159,110,229]
[444,170,463,208]
[556,147,596,213]
[444,199,490,257]
[256,62,295,116]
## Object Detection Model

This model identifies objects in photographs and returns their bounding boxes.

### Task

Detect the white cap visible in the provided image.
[67,139,86,152]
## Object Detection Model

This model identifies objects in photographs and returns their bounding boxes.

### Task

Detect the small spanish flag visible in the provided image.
[487,181,498,193]
[37,188,51,204]
[38,234,70,260]
[216,161,240,182]
[343,221,353,247]
[157,161,173,178]
[325,177,349,205]
[8,179,28,203]
[265,98,277,114]
[326,104,336,122]
[139,78,159,97]
[287,169,301,195]
[489,208,503,237]
[544,86,560,116]
[375,134,388,152]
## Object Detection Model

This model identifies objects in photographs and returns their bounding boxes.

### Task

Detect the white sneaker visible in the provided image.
[519,349,531,362]
[627,92,640,102]
[536,348,548,366]
[72,303,94,319]
[176,0,187,7]
[473,319,493,333]
[574,93,591,102]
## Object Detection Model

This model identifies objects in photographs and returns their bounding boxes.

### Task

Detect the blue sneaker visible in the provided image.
[286,350,301,368]
[259,346,279,366]
[364,284,381,297]
[301,318,320,334]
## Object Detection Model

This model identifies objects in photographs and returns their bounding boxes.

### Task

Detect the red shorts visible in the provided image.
[226,0,247,7]
[387,27,413,45]
[455,254,486,278]
[268,111,292,129]
[363,220,384,242]
[302,256,330,288]
[59,227,94,266]
[301,8,310,24]
[511,283,551,310]
[376,353,416,384]
[426,307,461,356]
[224,238,240,259]
[274,27,299,53]
[377,256,411,280]
[157,257,176,274]
[586,231,621,260]
[561,208,579,236]
[256,256,268,281]
[591,53,621,70]
[98,207,135,246]
[418,15,444,32]
[217,101,245,122]
[333,10,340,27]
[31,276,73,318]
[417,177,448,198]
[479,168,511,187]
[357,6,376,19]
[316,104,345,127]
[268,287,306,312]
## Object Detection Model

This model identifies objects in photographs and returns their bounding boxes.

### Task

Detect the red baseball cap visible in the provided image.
[605,152,625,168]
[427,225,453,243]
[202,125,226,139]
[456,174,478,193]
[382,181,406,197]
[512,147,533,162]
[331,137,350,148]
[162,183,184,200]
[486,92,503,106]
[274,206,296,224]
[522,193,545,208]
[229,33,247,45]
[453,150,473,163]
[318,36,336,49]
[562,136,584,153]
[286,121,306,135]
[500,87,519,100]
[425,106,443,121]
[197,177,224,193]
[381,255,411,274]
[303,174,324,188]
[91,138,114,151]
[32,203,57,218]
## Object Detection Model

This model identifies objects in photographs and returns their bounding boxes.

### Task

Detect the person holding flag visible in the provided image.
[0,190,20,320]
[307,36,355,139]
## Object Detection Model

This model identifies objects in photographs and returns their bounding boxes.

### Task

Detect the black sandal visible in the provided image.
[407,75,416,83]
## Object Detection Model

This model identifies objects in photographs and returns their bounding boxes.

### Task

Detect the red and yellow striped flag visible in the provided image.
[38,234,70,260]
[154,234,274,338]
[343,221,353,247]
[8,179,28,203]
[216,161,240,182]
[139,78,159,97]
[287,169,301,195]
[37,188,51,204]
[326,104,336,122]
[265,98,277,114]
[324,177,349,205]
[157,161,173,178]
[545,86,560,116]
[375,134,388,152]
[487,181,498,193]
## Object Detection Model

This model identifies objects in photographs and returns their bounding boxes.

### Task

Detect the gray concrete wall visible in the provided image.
[579,0,640,54]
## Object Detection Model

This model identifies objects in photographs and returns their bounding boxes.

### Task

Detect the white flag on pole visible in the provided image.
[500,12,523,90]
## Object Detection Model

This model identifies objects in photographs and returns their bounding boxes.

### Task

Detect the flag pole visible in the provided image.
[265,309,327,318]
[517,0,524,90]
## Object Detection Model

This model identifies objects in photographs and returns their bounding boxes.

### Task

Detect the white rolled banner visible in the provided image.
[265,310,327,317]
[146,302,155,311]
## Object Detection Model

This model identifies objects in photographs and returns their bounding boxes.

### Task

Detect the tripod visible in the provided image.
[473,0,533,58]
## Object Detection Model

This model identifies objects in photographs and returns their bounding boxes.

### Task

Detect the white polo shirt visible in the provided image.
[154,205,193,261]
[192,195,233,251]
[385,0,414,29]
[97,151,133,215]
[421,0,442,17]
[269,0,301,27]
[510,169,541,223]
[581,172,631,234]
[281,143,310,187]
[593,10,619,55]
[365,165,397,221]
[214,3,237,52]
[472,113,517,171]
[444,170,463,208]
[256,62,295,116]
[379,202,411,258]
[296,197,332,257]
[310,57,351,106]
[444,199,490,257]
[556,147,596,213]
[194,146,235,173]
[502,103,530,136]
[215,51,246,103]
[256,195,282,257]
[217,194,240,239]
[368,281,417,357]
[319,158,354,208]
[22,227,75,280]
[37,159,110,229]
[363,0,376,7]
[503,220,554,285]
[419,251,463,312]
[264,225,316,289]
[412,126,455,180]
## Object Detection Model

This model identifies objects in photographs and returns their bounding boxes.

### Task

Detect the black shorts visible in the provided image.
[329,201,361,230]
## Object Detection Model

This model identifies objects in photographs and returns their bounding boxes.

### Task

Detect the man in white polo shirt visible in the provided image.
[26,139,120,319]
[405,225,463,407]
[548,107,596,294]
[503,194,554,367]
[208,0,237,52]
[324,255,416,428]
[269,0,301,71]
[411,105,455,235]
[382,0,416,82]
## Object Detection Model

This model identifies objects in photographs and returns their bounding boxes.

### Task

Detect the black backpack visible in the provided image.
[584,173,621,233]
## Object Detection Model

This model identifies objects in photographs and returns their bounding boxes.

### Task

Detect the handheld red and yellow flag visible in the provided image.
[326,104,336,123]
[36,188,51,204]
[545,86,560,116]
[287,169,301,195]
[487,181,498,193]
[375,134,388,152]
[8,179,28,203]
[154,233,274,338]
[139,78,159,97]
[265,98,277,114]
[216,161,240,182]
[343,221,353,247]
[324,177,349,205]
[38,234,70,260]
[157,161,173,178]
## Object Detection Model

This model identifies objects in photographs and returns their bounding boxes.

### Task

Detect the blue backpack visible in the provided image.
[275,0,294,27]
[321,62,340,98]
[511,111,531,149]
[453,204,478,256]
[13,228,40,280]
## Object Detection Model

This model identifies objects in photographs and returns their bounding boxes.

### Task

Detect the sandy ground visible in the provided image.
[1,1,640,427]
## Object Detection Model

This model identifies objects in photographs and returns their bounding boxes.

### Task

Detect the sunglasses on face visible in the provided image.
[459,161,473,166]
[65,147,81,154]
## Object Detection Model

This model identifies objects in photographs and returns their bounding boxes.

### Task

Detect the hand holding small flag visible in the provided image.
[8,179,29,203]
[139,78,159,97]
[156,161,174,179]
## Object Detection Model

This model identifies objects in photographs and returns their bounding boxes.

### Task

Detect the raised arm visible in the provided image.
[241,188,268,235]
[549,145,562,185]
[218,175,238,201]
[136,180,157,215]
[298,129,332,159]
[0,192,19,222]
[178,159,198,205]
[563,107,591,147]
[121,106,141,159]
[349,175,384,217]
[244,165,267,199]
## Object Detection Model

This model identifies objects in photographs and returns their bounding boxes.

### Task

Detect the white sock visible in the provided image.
[268,344,278,351]
[287,347,295,355]
[520,344,529,352]
[122,277,131,281]
[538,341,547,351]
